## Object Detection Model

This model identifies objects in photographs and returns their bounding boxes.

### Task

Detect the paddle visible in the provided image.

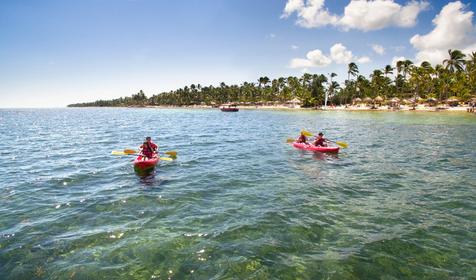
[111,149,177,161]
[301,130,313,137]
[330,140,348,148]
[285,129,313,143]
[295,130,349,148]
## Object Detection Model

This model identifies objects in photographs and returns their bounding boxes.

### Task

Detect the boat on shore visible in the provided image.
[220,104,239,112]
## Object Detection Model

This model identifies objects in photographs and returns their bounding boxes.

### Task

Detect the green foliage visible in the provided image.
[68,49,476,107]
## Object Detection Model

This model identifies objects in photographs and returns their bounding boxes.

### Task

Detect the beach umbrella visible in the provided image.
[363,97,373,103]
[401,99,410,104]
[291,98,302,104]
[353,97,362,103]
[389,97,400,104]
[446,96,459,102]
[446,96,459,106]
[375,96,384,102]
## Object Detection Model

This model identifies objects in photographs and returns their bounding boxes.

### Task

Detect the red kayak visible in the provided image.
[134,154,159,172]
[292,142,339,153]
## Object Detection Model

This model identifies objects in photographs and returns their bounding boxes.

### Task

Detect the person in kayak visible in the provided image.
[295,132,308,144]
[313,132,329,147]
[139,137,158,159]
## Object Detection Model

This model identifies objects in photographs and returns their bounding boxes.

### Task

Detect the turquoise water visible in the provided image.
[0,108,475,279]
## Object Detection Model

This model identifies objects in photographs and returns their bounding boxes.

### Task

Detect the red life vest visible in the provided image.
[314,138,326,146]
[141,143,156,158]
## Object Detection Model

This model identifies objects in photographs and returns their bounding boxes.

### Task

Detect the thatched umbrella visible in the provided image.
[288,98,301,104]
[390,97,400,103]
[446,96,459,106]
[401,99,411,105]
[353,97,362,104]
[374,96,384,105]
[363,97,373,103]
[287,98,302,108]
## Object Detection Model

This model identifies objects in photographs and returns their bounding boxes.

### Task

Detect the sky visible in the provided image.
[1,0,475,107]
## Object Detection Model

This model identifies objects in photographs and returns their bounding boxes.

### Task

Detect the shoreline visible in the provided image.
[64,104,476,113]
[134,104,475,113]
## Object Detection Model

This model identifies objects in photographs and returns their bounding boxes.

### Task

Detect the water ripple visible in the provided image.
[0,108,475,279]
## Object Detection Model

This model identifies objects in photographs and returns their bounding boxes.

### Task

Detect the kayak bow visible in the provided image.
[133,154,159,172]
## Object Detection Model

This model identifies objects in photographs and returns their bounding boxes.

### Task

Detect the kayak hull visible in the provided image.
[134,155,159,173]
[221,108,239,112]
[292,142,339,153]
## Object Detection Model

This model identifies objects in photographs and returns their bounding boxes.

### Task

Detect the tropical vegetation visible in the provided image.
[69,49,476,107]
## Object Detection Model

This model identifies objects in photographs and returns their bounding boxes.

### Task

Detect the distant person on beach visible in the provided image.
[313,132,329,147]
[139,136,158,159]
[296,132,308,144]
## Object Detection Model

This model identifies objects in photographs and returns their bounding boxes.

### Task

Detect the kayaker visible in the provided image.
[313,132,329,147]
[139,137,158,159]
[296,132,308,144]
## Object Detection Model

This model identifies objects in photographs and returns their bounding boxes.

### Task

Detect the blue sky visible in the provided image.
[1,0,475,107]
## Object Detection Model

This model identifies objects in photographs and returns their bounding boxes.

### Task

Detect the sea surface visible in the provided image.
[0,108,475,279]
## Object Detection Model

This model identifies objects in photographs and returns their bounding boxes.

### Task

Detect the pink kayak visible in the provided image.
[134,154,159,172]
[292,142,339,153]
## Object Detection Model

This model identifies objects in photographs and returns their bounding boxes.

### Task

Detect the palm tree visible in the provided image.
[396,61,404,96]
[262,76,270,87]
[347,62,359,81]
[370,70,384,98]
[325,73,337,107]
[466,52,476,95]
[403,60,414,78]
[401,60,414,97]
[384,65,394,78]
[443,49,466,72]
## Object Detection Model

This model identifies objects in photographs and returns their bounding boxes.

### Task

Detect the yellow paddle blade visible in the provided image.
[286,138,295,143]
[112,151,128,155]
[335,141,348,148]
[160,157,173,161]
[164,151,177,159]
[124,149,137,154]
[165,151,177,157]
[301,130,313,137]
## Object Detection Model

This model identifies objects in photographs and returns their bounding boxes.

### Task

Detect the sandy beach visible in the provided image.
[143,104,476,113]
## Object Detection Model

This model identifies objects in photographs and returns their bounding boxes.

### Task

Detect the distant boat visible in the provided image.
[220,104,239,112]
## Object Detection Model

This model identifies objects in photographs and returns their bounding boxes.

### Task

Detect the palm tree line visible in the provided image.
[68,49,476,107]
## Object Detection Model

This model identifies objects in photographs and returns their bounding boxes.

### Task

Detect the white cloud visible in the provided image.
[328,43,351,64]
[290,49,332,68]
[330,43,353,64]
[268,33,276,38]
[291,45,299,50]
[391,45,406,52]
[290,43,369,69]
[282,0,339,28]
[281,0,428,31]
[410,1,476,64]
[340,0,429,31]
[372,44,385,55]
[357,56,371,64]
[282,0,304,18]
